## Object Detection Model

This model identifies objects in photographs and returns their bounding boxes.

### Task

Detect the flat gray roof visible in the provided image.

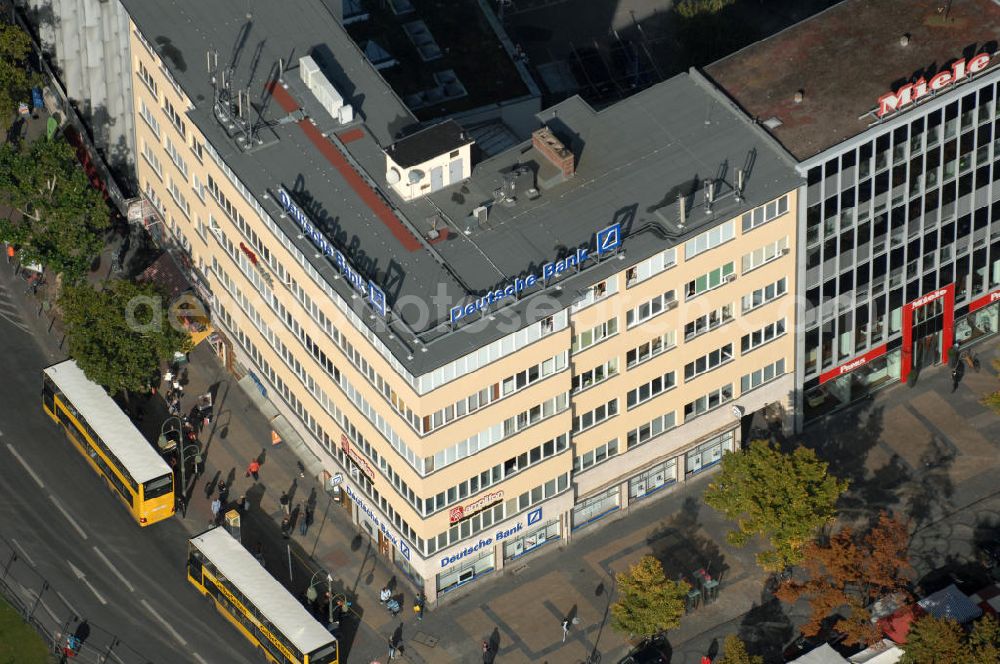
[123,0,799,374]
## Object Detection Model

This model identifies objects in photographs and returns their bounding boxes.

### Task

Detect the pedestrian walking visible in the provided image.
[237,494,248,512]
[387,637,397,660]
[280,491,291,516]
[299,503,308,535]
[281,516,291,539]
[246,459,260,481]
[482,640,490,662]
[210,497,222,523]
[561,618,569,642]
[218,481,229,505]
[6,245,14,264]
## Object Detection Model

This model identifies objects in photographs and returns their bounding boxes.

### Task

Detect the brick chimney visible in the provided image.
[532,126,575,178]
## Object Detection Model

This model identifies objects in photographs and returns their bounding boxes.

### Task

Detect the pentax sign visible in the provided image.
[877,52,992,118]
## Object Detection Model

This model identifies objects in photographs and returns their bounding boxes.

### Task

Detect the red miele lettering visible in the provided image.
[877,52,992,118]
[911,288,947,309]
[239,242,258,265]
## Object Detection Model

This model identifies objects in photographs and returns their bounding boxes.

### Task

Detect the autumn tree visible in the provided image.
[776,513,913,646]
[968,614,1000,664]
[715,634,762,664]
[60,280,191,394]
[0,136,108,281]
[610,555,689,640]
[0,23,40,124]
[704,440,848,571]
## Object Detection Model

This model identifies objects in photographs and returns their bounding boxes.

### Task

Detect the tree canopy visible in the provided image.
[900,614,1000,664]
[0,23,39,124]
[715,634,763,664]
[60,280,191,394]
[703,440,848,571]
[0,136,109,281]
[776,513,913,646]
[610,555,689,640]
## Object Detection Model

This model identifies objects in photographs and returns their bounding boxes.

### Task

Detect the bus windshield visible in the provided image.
[310,644,338,664]
[144,474,174,499]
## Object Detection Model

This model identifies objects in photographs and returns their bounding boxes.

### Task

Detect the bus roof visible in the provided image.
[43,360,171,484]
[189,527,336,655]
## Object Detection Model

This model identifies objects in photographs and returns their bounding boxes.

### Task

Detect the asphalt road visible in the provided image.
[0,272,255,664]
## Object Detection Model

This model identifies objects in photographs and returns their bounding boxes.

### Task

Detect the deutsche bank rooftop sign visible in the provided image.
[450,222,621,324]
[278,188,387,316]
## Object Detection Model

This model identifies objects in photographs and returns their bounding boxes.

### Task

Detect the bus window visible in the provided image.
[310,644,338,664]
[143,474,174,500]
[42,377,55,413]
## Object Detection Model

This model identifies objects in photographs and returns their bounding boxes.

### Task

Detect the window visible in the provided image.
[572,399,618,433]
[165,136,188,179]
[741,277,787,313]
[626,248,676,286]
[684,384,733,420]
[626,290,676,327]
[686,263,734,299]
[572,277,618,311]
[191,137,204,162]
[136,59,157,97]
[573,438,619,472]
[572,358,618,393]
[626,371,676,409]
[685,220,735,260]
[684,344,733,381]
[140,140,162,178]
[741,319,786,353]
[572,318,618,353]
[684,304,734,341]
[168,177,190,218]
[138,99,160,138]
[192,173,205,201]
[741,195,789,232]
[740,359,786,393]
[163,97,186,137]
[626,331,676,368]
[626,411,676,448]
[741,237,789,273]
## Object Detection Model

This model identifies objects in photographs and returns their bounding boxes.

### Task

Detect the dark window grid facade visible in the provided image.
[800,71,1000,386]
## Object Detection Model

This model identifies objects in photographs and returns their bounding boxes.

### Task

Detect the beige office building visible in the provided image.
[122,0,799,601]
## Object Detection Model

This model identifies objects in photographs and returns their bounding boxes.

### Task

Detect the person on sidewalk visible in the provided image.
[380,586,392,605]
[218,481,229,505]
[280,491,291,516]
[210,497,221,524]
[299,503,308,536]
[246,459,260,481]
[387,636,397,660]
[561,618,569,643]
[281,516,291,539]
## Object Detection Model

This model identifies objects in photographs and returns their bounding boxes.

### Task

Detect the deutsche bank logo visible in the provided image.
[527,507,543,526]
[398,540,411,561]
[596,223,621,255]
[368,280,387,316]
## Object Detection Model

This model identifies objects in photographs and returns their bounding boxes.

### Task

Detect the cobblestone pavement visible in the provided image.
[133,333,1000,664]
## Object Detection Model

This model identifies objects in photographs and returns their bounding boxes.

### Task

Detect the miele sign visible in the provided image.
[877,52,992,118]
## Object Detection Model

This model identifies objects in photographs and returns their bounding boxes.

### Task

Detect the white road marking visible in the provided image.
[192,653,210,664]
[6,443,45,488]
[0,310,31,333]
[141,598,187,646]
[39,598,60,623]
[92,546,134,593]
[10,538,35,567]
[55,590,80,619]
[67,561,106,605]
[48,495,88,540]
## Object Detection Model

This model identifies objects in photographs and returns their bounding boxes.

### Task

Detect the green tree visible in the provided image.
[704,440,848,571]
[715,634,763,664]
[0,23,39,124]
[610,555,689,640]
[60,280,191,394]
[0,136,109,281]
[968,614,1000,664]
[900,615,971,664]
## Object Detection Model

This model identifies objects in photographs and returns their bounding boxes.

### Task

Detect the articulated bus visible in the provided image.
[187,527,339,664]
[42,360,174,525]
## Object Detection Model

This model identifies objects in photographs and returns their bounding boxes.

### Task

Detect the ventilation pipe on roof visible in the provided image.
[678,194,686,228]
[899,33,910,47]
[735,168,745,203]
[794,89,804,104]
[704,179,715,215]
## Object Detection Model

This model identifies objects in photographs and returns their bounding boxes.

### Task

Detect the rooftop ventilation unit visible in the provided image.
[299,55,353,125]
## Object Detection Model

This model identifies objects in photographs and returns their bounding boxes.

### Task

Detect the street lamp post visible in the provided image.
[327,573,334,625]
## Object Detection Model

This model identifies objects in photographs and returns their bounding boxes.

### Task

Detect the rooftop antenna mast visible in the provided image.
[704,178,715,215]
[677,193,686,229]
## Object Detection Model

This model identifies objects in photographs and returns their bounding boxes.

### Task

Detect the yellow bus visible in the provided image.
[187,527,339,664]
[42,360,175,526]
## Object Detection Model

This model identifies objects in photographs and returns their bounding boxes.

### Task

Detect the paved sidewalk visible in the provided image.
[156,334,1000,664]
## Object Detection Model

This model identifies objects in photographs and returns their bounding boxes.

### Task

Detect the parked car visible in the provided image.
[618,635,671,664]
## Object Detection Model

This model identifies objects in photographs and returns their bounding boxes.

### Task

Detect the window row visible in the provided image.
[685,220,735,260]
[572,317,618,352]
[684,303,734,341]
[626,371,676,410]
[741,195,789,233]
[626,248,676,287]
[684,344,733,381]
[740,358,786,393]
[626,289,676,327]
[572,358,619,393]
[741,318,786,354]
[684,384,733,420]
[741,236,788,273]
[573,398,618,433]
[742,277,787,313]
[625,331,676,368]
[686,262,734,299]
[573,438,620,473]
[626,411,676,448]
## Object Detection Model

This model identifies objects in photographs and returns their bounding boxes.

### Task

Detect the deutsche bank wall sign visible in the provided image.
[450,222,622,324]
[277,188,387,316]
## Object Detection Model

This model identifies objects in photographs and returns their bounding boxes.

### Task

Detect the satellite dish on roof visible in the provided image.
[408,169,425,184]
[387,167,401,185]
